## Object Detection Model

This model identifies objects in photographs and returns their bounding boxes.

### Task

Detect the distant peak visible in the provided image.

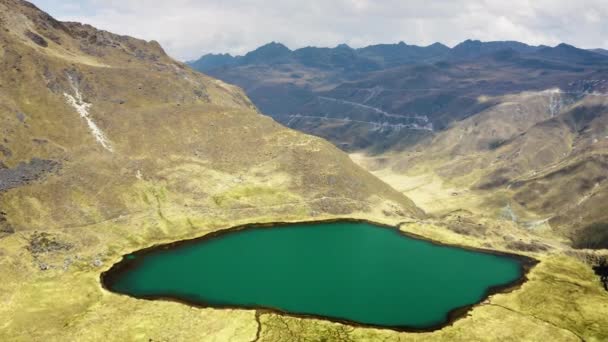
[248,42,292,55]
[242,41,292,63]
[456,39,482,47]
[258,41,291,51]
[187,52,237,71]
[555,43,576,49]
[428,42,449,49]
[336,43,352,50]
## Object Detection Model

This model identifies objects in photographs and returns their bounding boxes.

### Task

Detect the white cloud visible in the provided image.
[30,0,608,61]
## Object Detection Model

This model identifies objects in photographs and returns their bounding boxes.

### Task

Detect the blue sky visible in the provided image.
[30,0,608,61]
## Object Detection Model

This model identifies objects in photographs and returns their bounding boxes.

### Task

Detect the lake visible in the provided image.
[102,220,533,331]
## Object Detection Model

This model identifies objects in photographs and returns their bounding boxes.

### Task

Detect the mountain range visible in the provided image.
[190,40,607,73]
[189,40,608,150]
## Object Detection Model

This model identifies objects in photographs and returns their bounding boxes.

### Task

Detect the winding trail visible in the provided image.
[317,96,429,122]
[285,114,434,131]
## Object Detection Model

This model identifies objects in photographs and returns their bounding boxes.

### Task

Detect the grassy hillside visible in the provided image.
[0,1,424,340]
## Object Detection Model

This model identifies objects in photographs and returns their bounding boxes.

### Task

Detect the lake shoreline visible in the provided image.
[100,218,539,333]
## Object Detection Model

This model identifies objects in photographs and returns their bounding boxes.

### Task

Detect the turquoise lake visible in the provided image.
[103,221,528,330]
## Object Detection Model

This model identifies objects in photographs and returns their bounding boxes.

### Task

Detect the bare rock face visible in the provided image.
[0,144,12,157]
[26,231,73,255]
[24,29,47,47]
[0,158,60,192]
[0,211,13,237]
[505,240,551,253]
[593,257,608,291]
[62,21,168,61]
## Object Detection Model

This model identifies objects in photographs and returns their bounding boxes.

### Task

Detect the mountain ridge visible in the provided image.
[189,39,608,72]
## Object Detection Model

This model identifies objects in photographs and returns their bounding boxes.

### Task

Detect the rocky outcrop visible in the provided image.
[0,158,60,192]
[0,211,13,237]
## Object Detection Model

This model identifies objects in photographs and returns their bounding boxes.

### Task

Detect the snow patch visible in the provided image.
[63,75,113,152]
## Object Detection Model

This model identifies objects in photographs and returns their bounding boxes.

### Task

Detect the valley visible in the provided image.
[191,39,608,256]
[0,0,607,341]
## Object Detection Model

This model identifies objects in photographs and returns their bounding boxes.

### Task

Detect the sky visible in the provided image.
[31,0,608,61]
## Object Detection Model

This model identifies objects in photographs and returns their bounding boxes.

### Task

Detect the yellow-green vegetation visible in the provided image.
[2,210,608,341]
[0,1,607,341]
[212,185,298,208]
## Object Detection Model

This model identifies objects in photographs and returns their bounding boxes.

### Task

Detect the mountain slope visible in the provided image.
[357,88,608,249]
[0,1,423,340]
[0,0,421,230]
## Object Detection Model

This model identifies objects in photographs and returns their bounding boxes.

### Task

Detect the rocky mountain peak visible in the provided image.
[243,41,292,63]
